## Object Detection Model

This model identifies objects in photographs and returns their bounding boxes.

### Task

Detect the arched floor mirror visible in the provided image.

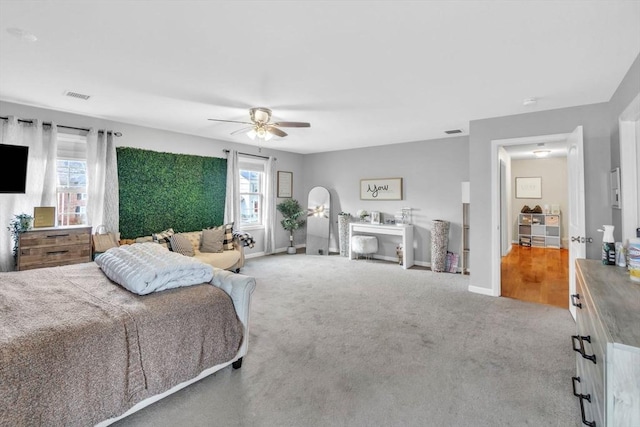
[306,186,331,255]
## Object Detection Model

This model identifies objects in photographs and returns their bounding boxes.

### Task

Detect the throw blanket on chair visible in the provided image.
[95,242,214,295]
[233,230,255,248]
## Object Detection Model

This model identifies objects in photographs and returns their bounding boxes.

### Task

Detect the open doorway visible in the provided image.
[500,147,569,308]
[490,127,586,316]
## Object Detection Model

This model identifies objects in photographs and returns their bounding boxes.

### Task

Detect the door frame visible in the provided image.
[619,93,640,244]
[490,132,572,298]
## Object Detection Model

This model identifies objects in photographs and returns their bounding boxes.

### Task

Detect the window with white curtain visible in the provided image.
[56,132,88,226]
[239,156,266,228]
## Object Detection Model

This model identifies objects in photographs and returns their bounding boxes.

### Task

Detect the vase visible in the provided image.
[431,220,450,272]
[338,214,351,257]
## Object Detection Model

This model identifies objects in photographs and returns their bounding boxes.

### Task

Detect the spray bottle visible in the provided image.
[597,225,615,265]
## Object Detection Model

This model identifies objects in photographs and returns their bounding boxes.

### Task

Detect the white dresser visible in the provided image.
[572,259,640,426]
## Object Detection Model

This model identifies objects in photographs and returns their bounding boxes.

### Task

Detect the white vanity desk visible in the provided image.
[349,223,414,269]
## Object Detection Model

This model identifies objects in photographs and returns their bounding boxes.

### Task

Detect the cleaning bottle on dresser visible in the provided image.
[598,225,616,265]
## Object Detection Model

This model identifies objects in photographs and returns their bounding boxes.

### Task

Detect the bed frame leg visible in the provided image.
[232,357,243,369]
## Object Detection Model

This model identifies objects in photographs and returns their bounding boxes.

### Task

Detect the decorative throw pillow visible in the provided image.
[201,227,224,253]
[152,228,174,250]
[153,228,174,243]
[169,233,195,257]
[210,223,234,251]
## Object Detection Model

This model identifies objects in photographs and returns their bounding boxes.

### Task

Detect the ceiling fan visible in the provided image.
[208,107,310,141]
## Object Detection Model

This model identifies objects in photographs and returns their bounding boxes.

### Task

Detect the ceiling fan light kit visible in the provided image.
[208,107,311,141]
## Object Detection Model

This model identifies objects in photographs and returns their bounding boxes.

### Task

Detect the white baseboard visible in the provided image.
[468,285,499,297]
[245,251,265,259]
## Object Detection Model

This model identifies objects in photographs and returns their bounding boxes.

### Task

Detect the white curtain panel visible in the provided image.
[0,117,57,271]
[103,132,119,234]
[86,129,107,232]
[263,156,277,254]
[86,130,119,234]
[224,149,240,226]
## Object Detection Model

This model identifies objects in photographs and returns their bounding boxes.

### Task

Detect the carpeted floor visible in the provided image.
[114,253,580,427]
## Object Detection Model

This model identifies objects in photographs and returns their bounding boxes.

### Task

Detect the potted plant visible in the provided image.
[276,199,306,254]
[7,213,34,265]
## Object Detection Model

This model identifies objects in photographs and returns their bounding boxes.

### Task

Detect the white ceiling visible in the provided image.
[1,1,639,154]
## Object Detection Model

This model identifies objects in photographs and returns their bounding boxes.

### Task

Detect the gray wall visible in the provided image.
[469,102,611,291]
[609,54,640,241]
[0,101,306,255]
[511,157,568,247]
[302,136,469,265]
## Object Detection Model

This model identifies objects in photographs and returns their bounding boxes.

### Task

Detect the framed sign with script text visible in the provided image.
[277,171,293,198]
[360,177,403,200]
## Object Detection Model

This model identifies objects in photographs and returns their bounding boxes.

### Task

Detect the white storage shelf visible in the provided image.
[518,213,561,248]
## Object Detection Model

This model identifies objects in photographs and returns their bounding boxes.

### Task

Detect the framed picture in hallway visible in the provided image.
[515,177,541,199]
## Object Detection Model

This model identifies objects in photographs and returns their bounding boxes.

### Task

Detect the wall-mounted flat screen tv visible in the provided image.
[0,143,29,193]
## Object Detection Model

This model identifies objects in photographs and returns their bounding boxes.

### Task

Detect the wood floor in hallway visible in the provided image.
[501,244,569,309]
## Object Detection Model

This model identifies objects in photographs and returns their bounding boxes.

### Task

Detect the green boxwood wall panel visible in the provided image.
[117,147,226,239]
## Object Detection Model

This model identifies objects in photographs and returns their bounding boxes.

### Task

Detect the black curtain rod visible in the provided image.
[223,149,276,161]
[0,116,122,136]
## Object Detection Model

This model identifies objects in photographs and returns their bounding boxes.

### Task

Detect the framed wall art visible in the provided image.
[360,177,403,200]
[515,177,542,199]
[277,171,293,198]
[33,206,55,228]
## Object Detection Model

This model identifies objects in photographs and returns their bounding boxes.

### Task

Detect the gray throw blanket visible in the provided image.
[0,262,243,426]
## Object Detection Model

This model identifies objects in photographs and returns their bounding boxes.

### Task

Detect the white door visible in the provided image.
[567,126,586,319]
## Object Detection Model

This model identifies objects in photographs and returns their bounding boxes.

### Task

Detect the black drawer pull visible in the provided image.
[571,335,597,364]
[572,377,596,426]
[46,234,70,238]
[571,293,582,309]
[571,376,590,399]
[46,250,69,255]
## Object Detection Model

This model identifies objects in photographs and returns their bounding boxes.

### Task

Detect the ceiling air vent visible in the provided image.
[64,90,91,100]
[444,129,462,134]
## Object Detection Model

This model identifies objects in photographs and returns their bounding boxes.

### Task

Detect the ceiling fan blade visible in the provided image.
[272,121,311,128]
[267,126,288,137]
[208,118,253,125]
[230,126,254,136]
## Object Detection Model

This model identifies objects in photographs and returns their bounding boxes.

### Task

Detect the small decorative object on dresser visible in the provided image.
[7,212,34,265]
[33,207,55,228]
[370,211,381,224]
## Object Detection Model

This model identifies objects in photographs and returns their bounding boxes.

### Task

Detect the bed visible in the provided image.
[0,243,256,426]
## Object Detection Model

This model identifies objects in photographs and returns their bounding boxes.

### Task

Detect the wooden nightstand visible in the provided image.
[17,226,92,271]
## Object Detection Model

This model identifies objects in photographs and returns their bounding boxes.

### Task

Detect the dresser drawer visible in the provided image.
[18,244,92,270]
[17,227,92,270]
[19,228,91,248]
[573,260,640,427]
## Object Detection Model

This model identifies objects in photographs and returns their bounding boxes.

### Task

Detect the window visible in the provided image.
[239,157,266,227]
[56,133,88,226]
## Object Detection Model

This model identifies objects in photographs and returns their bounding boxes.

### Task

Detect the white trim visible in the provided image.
[244,251,265,259]
[468,285,498,296]
[619,93,640,245]
[491,132,570,298]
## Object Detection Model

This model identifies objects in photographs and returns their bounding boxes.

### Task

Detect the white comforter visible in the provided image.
[95,242,214,295]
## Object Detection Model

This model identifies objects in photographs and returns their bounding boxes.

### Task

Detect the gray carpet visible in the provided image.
[114,254,580,427]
